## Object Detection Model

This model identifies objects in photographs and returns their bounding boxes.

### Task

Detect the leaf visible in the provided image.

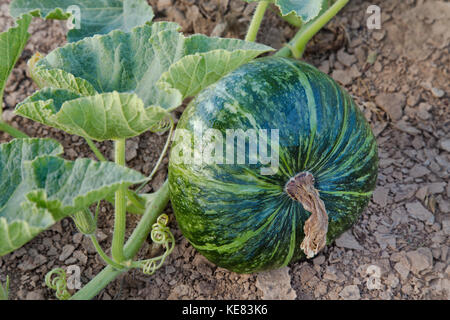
[160,35,273,99]
[9,0,155,42]
[0,14,31,104]
[242,0,322,23]
[17,90,170,141]
[275,0,323,22]
[18,22,272,139]
[0,138,147,256]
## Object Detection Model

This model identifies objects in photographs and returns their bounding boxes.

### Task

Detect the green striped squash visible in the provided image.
[169,57,378,273]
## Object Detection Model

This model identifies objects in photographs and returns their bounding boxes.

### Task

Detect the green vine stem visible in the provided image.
[0,121,29,138]
[276,0,349,58]
[89,235,125,270]
[70,181,170,300]
[112,138,127,263]
[245,1,270,42]
[85,137,106,161]
[0,275,9,300]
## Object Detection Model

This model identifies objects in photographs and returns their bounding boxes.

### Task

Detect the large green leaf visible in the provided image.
[0,138,146,256]
[9,0,155,42]
[17,90,170,141]
[16,22,272,140]
[243,0,323,22]
[160,35,274,99]
[0,14,31,105]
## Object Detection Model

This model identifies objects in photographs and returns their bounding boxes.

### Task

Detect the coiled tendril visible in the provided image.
[45,268,71,300]
[139,214,175,275]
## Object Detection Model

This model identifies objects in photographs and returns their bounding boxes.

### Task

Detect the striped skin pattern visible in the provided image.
[169,57,378,273]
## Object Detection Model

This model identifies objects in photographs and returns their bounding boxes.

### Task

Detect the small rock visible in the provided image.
[427,182,446,194]
[372,187,389,206]
[406,248,433,274]
[210,22,227,37]
[394,259,410,280]
[256,267,296,300]
[331,70,353,86]
[313,255,326,266]
[406,202,434,225]
[125,140,139,162]
[431,87,445,98]
[438,139,450,152]
[442,220,450,236]
[25,290,44,300]
[59,244,75,261]
[375,93,405,121]
[409,164,430,178]
[416,102,432,120]
[394,120,420,135]
[415,186,428,201]
[2,110,15,122]
[337,50,357,67]
[335,231,364,251]
[73,250,88,265]
[339,285,360,300]
[374,232,396,250]
[298,265,316,284]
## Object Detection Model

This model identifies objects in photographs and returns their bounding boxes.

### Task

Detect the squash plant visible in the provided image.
[0,0,370,300]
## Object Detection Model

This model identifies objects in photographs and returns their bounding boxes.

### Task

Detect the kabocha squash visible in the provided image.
[169,57,378,273]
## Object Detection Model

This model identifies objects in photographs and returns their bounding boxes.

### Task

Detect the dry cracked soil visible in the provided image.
[0,0,449,300]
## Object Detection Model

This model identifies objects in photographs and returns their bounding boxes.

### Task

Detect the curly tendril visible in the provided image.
[137,214,175,275]
[45,268,71,300]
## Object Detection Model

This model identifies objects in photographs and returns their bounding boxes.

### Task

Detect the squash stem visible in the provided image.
[112,138,127,263]
[276,0,349,58]
[245,1,270,42]
[285,172,329,258]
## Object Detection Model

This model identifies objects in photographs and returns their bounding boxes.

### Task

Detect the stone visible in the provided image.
[406,202,434,225]
[298,265,316,284]
[409,164,430,178]
[337,50,357,67]
[406,248,433,274]
[339,285,360,300]
[372,187,389,207]
[255,267,296,300]
[438,138,450,152]
[335,231,364,251]
[442,220,450,236]
[394,258,410,280]
[431,87,445,98]
[375,93,405,121]
[59,244,75,261]
[331,70,353,86]
[394,120,420,135]
[25,290,44,300]
[427,182,446,194]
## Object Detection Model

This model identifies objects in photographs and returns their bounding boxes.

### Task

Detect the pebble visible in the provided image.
[431,87,445,98]
[375,93,405,121]
[406,202,435,225]
[394,259,410,280]
[255,267,296,300]
[59,245,75,261]
[339,285,360,300]
[409,164,430,178]
[438,139,450,152]
[331,70,353,86]
[372,186,389,206]
[335,231,364,251]
[337,50,357,67]
[406,248,433,274]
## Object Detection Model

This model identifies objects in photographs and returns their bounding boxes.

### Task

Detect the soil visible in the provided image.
[0,0,449,300]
